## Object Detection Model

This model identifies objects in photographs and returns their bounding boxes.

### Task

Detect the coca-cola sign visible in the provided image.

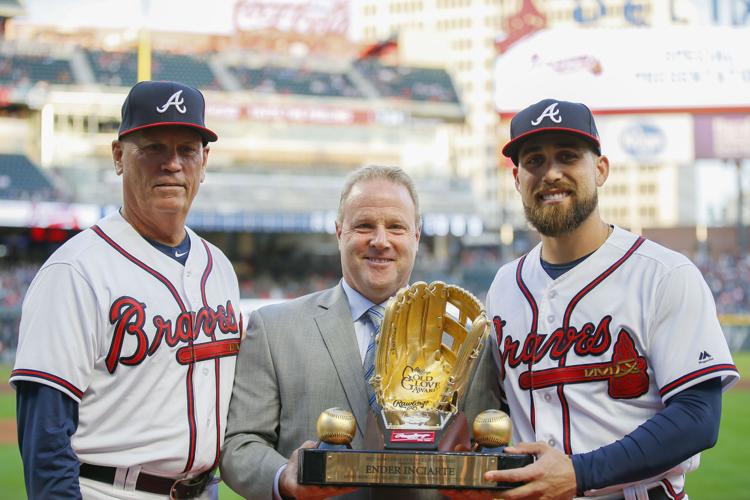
[233,0,349,36]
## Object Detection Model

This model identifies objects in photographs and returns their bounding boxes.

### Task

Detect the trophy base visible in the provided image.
[298,448,533,489]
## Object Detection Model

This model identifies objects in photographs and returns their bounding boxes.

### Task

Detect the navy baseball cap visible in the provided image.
[118,80,218,144]
[502,99,600,165]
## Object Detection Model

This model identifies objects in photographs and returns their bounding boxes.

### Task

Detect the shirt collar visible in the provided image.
[341,279,387,322]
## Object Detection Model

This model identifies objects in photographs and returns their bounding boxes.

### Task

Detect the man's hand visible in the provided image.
[485,441,577,500]
[279,441,359,500]
[441,441,577,500]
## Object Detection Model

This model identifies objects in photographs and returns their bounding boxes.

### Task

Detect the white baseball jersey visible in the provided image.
[486,226,739,498]
[11,211,242,478]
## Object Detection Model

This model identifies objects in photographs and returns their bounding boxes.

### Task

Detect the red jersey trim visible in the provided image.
[659,364,738,398]
[11,369,84,400]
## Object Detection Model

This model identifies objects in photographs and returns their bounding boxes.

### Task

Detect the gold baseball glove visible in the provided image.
[370,281,489,417]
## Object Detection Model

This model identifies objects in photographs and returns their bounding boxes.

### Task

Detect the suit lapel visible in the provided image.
[314,285,370,437]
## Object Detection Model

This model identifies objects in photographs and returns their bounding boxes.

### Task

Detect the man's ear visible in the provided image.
[112,140,124,175]
[200,145,210,183]
[513,165,520,192]
[595,154,609,187]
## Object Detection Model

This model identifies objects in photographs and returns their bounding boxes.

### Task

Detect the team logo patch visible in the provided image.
[498,315,650,399]
[156,90,187,114]
[105,297,240,373]
[531,102,562,125]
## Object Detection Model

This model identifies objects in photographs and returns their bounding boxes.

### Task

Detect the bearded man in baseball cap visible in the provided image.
[444,98,738,500]
[12,81,242,499]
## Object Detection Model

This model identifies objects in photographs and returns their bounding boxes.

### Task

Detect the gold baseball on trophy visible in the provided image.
[472,409,512,448]
[316,407,357,445]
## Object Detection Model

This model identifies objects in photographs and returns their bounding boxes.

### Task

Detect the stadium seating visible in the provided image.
[353,59,459,103]
[0,154,56,200]
[85,50,137,86]
[0,54,74,85]
[229,64,364,98]
[153,53,221,90]
[86,50,220,90]
[0,44,461,104]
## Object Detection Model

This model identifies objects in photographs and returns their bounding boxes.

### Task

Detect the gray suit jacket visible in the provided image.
[220,284,502,499]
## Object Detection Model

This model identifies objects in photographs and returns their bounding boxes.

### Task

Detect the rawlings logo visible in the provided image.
[391,400,429,411]
[391,431,435,443]
[105,297,239,373]
[401,366,439,393]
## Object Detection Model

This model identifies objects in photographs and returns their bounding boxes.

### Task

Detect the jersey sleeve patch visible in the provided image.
[10,368,84,402]
[659,364,739,399]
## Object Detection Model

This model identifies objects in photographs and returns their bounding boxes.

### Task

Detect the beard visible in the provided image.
[523,185,598,237]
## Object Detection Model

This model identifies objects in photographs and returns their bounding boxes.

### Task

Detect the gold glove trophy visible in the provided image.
[299,282,532,489]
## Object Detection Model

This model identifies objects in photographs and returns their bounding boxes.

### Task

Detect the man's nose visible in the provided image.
[161,149,181,171]
[370,225,390,249]
[542,161,564,183]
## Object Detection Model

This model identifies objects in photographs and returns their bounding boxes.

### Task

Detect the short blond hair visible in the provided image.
[337,165,421,228]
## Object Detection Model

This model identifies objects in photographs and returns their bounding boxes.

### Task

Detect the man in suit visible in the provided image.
[220,165,501,499]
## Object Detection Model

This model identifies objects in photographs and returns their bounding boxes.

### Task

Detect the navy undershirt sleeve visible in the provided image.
[16,381,82,500]
[571,377,722,494]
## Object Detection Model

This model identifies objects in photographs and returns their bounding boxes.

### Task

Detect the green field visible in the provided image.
[2,355,749,499]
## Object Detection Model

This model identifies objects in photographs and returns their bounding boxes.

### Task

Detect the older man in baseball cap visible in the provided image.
[12,81,242,499]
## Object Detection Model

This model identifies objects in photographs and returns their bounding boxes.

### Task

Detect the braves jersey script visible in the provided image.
[486,226,739,497]
[11,211,242,478]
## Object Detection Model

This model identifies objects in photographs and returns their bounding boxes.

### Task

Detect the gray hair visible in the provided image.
[336,165,421,228]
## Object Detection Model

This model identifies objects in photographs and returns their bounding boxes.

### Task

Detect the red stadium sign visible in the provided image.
[233,0,349,36]
[207,102,378,126]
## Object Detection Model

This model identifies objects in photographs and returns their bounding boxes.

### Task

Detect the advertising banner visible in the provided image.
[494,27,750,113]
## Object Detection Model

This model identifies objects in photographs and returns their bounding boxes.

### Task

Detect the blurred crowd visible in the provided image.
[1,250,748,358]
[696,253,750,315]
[0,47,460,104]
[230,65,364,98]
[0,263,38,362]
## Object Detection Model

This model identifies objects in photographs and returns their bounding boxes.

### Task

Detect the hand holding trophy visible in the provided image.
[299,281,532,490]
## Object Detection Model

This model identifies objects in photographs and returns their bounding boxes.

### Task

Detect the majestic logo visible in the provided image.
[698,350,713,363]
[391,431,436,443]
[531,102,562,125]
[401,366,439,393]
[105,297,239,373]
[156,90,187,114]
[495,314,650,399]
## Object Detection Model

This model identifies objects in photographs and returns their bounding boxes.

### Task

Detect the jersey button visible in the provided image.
[548,439,555,447]
[544,393,552,401]
[547,315,555,323]
[549,290,557,299]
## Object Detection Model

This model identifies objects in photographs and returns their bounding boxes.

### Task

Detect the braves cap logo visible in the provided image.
[531,102,562,125]
[156,90,187,114]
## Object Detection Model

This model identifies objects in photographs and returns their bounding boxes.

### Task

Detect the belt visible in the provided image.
[606,486,670,500]
[79,463,212,499]
[645,486,670,500]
